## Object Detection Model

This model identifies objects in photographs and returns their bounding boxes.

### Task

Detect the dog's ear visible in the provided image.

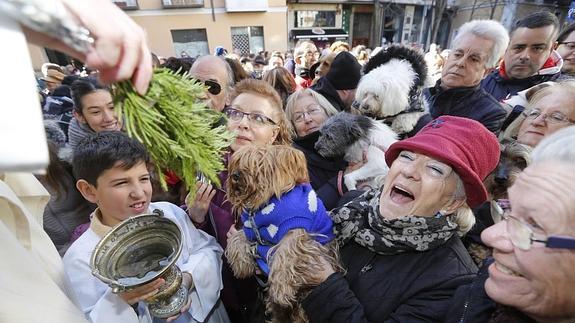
[267,146,310,199]
[348,115,373,139]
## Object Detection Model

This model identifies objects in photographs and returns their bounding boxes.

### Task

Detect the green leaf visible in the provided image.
[113,68,234,201]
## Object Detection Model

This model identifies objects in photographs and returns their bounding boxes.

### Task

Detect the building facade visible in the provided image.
[28,0,289,69]
[443,0,572,50]
[286,0,434,51]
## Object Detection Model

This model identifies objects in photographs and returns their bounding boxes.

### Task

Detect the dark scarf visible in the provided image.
[331,188,458,255]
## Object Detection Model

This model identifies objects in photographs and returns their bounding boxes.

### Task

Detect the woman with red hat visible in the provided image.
[301,116,500,322]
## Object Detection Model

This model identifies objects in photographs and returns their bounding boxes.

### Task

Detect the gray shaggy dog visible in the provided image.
[315,113,397,190]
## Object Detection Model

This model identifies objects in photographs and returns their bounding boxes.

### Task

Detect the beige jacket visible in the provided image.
[0,173,87,322]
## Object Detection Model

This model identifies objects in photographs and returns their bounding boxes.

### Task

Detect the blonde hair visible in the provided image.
[451,173,475,236]
[229,79,293,145]
[284,89,339,136]
[502,80,575,143]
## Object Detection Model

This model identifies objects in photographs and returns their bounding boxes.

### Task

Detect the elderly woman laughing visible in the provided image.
[302,116,500,322]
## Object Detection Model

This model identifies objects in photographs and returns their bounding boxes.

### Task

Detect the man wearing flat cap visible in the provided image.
[42,68,66,95]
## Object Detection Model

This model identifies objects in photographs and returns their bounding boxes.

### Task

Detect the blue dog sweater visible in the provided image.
[241,184,335,275]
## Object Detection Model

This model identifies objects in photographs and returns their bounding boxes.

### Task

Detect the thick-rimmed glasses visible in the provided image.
[494,199,575,251]
[293,106,323,123]
[224,107,277,127]
[524,108,575,124]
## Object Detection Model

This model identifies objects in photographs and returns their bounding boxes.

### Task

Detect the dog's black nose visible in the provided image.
[494,176,508,184]
[351,101,360,109]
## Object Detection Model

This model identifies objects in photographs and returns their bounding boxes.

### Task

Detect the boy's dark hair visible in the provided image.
[557,22,575,44]
[511,11,560,40]
[70,77,109,113]
[72,132,150,187]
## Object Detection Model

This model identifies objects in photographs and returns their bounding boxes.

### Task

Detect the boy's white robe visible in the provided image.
[64,202,229,323]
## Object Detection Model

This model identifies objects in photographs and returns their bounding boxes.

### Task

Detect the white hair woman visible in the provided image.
[302,116,500,322]
[285,89,344,209]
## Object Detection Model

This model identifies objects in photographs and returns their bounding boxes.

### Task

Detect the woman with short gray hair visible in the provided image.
[285,89,344,209]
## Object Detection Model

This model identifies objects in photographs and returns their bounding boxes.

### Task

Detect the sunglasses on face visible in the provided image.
[202,79,222,95]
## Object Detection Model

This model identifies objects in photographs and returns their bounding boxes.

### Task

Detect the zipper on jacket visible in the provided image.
[360,254,377,275]
[458,277,477,323]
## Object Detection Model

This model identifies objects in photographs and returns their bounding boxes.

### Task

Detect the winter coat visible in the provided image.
[42,95,74,139]
[303,236,478,322]
[446,257,537,323]
[293,131,347,210]
[194,153,261,322]
[445,258,496,323]
[67,117,95,152]
[42,163,95,256]
[311,77,347,112]
[480,51,563,101]
[295,65,313,89]
[424,81,506,134]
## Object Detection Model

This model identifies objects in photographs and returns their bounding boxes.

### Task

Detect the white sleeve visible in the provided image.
[63,236,148,323]
[163,203,224,323]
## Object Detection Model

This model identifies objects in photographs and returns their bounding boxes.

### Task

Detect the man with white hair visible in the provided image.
[423,19,509,134]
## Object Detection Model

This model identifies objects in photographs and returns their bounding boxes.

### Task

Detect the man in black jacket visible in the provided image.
[424,19,509,134]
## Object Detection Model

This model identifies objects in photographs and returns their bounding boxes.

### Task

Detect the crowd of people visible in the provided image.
[3,1,575,322]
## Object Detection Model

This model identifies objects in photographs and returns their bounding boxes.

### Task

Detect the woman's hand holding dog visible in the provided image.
[117,278,164,305]
[187,182,216,224]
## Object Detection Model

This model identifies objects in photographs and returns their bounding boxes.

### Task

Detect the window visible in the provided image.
[225,0,268,12]
[162,0,203,8]
[171,29,209,58]
[231,27,264,55]
[111,0,138,9]
[295,11,336,28]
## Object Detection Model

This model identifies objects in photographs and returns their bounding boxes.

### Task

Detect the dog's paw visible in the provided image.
[343,174,357,190]
[225,231,257,278]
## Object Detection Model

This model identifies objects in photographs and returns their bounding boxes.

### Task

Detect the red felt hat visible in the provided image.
[385,116,499,208]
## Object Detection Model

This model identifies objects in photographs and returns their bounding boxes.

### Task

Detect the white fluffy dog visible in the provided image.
[315,113,398,190]
[353,45,429,138]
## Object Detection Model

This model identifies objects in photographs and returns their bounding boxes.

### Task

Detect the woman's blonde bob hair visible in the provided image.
[285,88,339,137]
[501,80,575,142]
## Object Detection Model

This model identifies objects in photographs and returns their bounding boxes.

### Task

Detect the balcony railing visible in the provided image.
[162,0,204,8]
[111,0,138,10]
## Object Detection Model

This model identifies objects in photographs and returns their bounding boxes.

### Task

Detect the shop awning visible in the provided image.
[290,28,349,40]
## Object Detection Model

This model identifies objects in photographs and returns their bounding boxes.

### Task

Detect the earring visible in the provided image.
[434,210,445,218]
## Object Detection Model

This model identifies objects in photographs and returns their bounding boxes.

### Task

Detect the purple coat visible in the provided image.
[194,153,260,321]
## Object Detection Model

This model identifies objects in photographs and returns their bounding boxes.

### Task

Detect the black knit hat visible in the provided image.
[325,51,361,90]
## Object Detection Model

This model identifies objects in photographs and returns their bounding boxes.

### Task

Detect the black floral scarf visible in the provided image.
[331,188,458,255]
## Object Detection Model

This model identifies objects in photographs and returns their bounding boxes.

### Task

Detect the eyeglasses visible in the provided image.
[558,41,575,51]
[197,79,221,95]
[494,199,575,251]
[524,108,575,124]
[293,106,323,123]
[224,107,277,127]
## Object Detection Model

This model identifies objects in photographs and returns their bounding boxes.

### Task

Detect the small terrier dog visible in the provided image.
[315,113,398,190]
[353,45,429,137]
[225,145,342,323]
[484,139,532,222]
